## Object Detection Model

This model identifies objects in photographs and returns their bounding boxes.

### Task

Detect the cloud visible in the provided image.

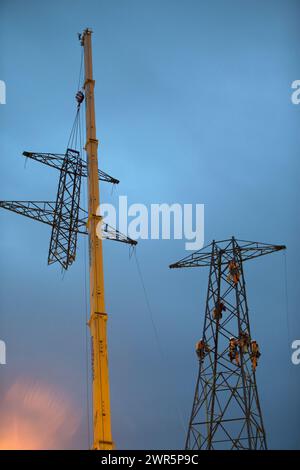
[0,378,81,449]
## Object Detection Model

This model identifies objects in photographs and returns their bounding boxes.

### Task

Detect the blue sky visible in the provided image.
[0,0,299,449]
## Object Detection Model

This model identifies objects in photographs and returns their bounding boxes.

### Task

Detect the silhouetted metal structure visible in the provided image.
[0,146,135,270]
[170,237,286,450]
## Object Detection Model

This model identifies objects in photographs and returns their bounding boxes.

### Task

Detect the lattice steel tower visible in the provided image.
[170,237,285,450]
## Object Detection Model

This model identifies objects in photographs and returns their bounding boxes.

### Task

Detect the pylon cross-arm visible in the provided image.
[169,238,286,269]
[0,200,136,245]
[23,150,120,184]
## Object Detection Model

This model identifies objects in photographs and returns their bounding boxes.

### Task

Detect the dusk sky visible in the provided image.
[0,0,299,449]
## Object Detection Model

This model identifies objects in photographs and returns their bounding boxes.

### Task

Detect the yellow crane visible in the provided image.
[0,27,137,450]
[81,28,113,450]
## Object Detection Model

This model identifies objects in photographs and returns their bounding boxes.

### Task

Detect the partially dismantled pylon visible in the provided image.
[0,147,136,270]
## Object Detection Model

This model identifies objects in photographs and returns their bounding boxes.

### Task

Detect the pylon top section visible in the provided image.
[169,237,286,269]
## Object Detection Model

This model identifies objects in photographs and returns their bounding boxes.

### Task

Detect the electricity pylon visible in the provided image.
[170,237,286,450]
[0,149,134,269]
[0,29,137,449]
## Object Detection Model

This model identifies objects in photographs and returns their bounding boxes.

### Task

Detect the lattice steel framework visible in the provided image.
[170,237,286,450]
[0,148,136,270]
[48,148,82,268]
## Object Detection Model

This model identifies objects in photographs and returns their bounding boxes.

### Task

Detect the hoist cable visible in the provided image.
[79,105,91,448]
[67,108,80,150]
[77,48,84,91]
[66,51,84,153]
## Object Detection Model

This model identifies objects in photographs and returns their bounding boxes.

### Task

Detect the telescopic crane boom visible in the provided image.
[81,28,114,450]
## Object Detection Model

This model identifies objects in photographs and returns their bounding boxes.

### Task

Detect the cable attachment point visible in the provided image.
[76,90,84,108]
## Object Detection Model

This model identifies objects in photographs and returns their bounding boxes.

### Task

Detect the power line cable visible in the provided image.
[133,250,187,436]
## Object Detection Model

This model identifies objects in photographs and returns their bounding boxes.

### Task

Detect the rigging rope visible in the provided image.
[78,101,91,448]
[133,250,187,436]
[66,47,84,152]
[71,46,91,448]
[77,48,84,92]
[67,109,81,150]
